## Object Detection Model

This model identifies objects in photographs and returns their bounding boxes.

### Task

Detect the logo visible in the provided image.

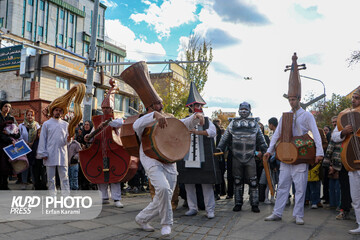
[1,191,102,221]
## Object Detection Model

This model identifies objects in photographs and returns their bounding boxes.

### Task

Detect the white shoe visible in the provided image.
[349,226,360,235]
[265,214,282,221]
[311,204,318,209]
[161,224,171,236]
[185,209,198,216]
[114,201,124,208]
[206,211,215,219]
[296,217,304,225]
[264,199,271,205]
[135,216,155,232]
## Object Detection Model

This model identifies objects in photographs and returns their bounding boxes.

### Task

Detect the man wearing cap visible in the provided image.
[330,88,360,235]
[217,102,268,213]
[264,53,324,225]
[177,81,221,219]
[37,106,70,196]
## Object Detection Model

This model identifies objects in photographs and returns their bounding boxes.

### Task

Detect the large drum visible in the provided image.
[142,118,190,163]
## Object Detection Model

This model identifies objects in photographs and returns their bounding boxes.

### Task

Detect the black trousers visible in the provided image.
[227,151,234,197]
[339,167,352,212]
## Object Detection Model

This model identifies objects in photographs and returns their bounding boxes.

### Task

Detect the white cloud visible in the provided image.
[100,0,118,8]
[130,0,198,39]
[105,19,166,61]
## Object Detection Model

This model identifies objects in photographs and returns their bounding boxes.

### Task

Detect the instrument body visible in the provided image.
[337,107,360,171]
[120,115,140,157]
[142,117,191,163]
[79,114,131,184]
[276,112,316,165]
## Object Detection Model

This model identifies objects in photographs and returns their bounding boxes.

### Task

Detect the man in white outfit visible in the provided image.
[134,100,203,237]
[37,107,70,196]
[264,53,323,225]
[330,88,360,235]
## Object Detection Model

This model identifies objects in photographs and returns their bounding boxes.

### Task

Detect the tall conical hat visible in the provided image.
[186,81,206,107]
[120,61,162,108]
[101,79,116,109]
[285,52,306,98]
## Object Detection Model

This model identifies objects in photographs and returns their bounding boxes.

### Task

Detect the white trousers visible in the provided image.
[46,166,70,196]
[97,183,121,201]
[185,184,215,213]
[349,171,360,225]
[273,163,307,218]
[136,165,177,225]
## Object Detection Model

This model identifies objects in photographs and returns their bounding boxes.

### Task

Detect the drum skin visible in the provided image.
[142,118,191,163]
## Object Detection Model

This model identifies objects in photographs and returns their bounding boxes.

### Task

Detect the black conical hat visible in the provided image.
[186,81,206,107]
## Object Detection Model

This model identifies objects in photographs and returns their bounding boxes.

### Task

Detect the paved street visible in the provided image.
[1,182,360,240]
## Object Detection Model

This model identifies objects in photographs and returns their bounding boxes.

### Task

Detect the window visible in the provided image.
[39,0,45,11]
[26,21,32,32]
[84,43,89,53]
[60,9,64,19]
[0,18,3,28]
[114,94,123,111]
[58,34,63,43]
[69,14,74,24]
[96,88,104,109]
[38,26,43,36]
[68,37,73,47]
[28,0,33,6]
[56,76,69,90]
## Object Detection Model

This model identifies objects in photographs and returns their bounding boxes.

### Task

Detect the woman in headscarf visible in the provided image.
[0,101,18,190]
[19,109,41,189]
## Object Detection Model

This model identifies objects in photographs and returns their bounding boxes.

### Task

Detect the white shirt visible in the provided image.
[267,108,324,157]
[37,118,69,167]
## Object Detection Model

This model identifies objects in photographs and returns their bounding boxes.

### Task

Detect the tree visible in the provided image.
[152,75,190,118]
[211,109,236,128]
[182,34,213,93]
[307,93,352,127]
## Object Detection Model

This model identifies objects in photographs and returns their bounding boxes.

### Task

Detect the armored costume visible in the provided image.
[217,102,268,212]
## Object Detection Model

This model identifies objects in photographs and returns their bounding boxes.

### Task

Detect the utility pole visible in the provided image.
[83,0,100,121]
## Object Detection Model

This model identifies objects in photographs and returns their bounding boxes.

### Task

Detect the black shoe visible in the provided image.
[252,206,260,213]
[233,205,242,212]
[215,195,220,201]
[226,195,233,199]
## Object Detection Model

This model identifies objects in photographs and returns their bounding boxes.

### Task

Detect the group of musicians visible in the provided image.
[46,55,360,237]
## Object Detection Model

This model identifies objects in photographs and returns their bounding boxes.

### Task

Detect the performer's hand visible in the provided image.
[84,134,90,142]
[341,125,353,137]
[154,112,167,129]
[257,152,263,158]
[12,139,16,146]
[194,113,205,125]
[315,156,323,164]
[263,152,271,162]
[43,157,48,161]
[329,166,335,175]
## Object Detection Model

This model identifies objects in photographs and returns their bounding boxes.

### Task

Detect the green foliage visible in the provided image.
[307,93,352,127]
[183,35,213,93]
[152,76,189,118]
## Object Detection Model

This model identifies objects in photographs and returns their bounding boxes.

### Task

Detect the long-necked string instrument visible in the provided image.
[337,106,360,171]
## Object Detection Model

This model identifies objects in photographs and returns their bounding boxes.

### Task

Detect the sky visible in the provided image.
[102,0,360,125]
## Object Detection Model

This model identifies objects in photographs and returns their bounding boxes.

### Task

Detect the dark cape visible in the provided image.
[177,117,221,184]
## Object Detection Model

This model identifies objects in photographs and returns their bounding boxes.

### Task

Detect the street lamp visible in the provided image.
[299,75,326,110]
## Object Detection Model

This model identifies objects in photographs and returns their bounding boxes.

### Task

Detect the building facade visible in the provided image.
[0,0,139,123]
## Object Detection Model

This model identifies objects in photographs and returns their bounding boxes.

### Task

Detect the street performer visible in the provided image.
[177,81,221,219]
[217,101,268,213]
[84,79,125,208]
[331,88,360,235]
[264,53,323,225]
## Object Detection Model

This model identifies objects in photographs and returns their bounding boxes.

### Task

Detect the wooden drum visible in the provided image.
[142,118,190,163]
